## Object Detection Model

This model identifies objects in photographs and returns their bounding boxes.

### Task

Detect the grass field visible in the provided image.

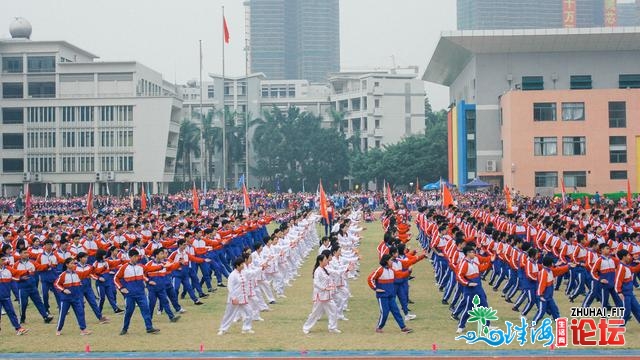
[1,219,639,353]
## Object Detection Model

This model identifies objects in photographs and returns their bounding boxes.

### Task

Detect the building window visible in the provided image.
[2,108,23,124]
[535,171,558,187]
[118,155,134,171]
[288,86,295,97]
[533,103,556,121]
[534,137,557,156]
[224,82,232,96]
[363,117,368,131]
[238,82,247,96]
[2,82,23,98]
[2,56,23,73]
[619,74,640,89]
[375,119,381,129]
[608,101,626,128]
[28,82,55,98]
[522,76,544,91]
[115,106,133,122]
[100,156,115,171]
[570,75,592,90]
[100,131,115,147]
[62,157,76,173]
[2,133,23,149]
[610,170,627,180]
[27,107,55,123]
[374,99,380,108]
[78,131,94,147]
[375,140,381,148]
[261,87,269,98]
[100,106,114,122]
[78,156,95,172]
[609,136,627,163]
[27,56,55,73]
[62,131,76,148]
[562,136,586,156]
[117,130,134,147]
[26,131,56,148]
[563,171,587,188]
[207,85,214,98]
[28,156,56,173]
[2,158,23,173]
[561,102,584,121]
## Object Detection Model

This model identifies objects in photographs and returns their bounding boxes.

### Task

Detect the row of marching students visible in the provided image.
[0,211,277,336]
[301,208,362,334]
[366,210,427,334]
[415,205,640,334]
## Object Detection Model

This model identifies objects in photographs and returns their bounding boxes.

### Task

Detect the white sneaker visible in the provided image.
[178,309,187,314]
[339,316,349,321]
[217,330,225,336]
[456,328,464,334]
[302,329,310,334]
[255,317,265,321]
[329,328,342,334]
[156,310,161,315]
[242,329,255,334]
[405,314,417,321]
[277,294,287,299]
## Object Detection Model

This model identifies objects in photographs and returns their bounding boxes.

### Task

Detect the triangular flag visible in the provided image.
[504,186,513,214]
[140,183,147,211]
[627,179,633,208]
[24,183,32,217]
[242,183,251,211]
[319,180,329,222]
[442,182,454,208]
[386,183,395,210]
[223,16,230,44]
[192,182,199,214]
[87,183,94,215]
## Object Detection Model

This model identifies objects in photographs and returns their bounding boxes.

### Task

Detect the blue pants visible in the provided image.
[600,283,623,309]
[621,293,640,324]
[394,281,409,314]
[172,274,197,302]
[82,285,103,320]
[41,279,59,314]
[569,267,587,298]
[443,270,456,301]
[582,278,600,307]
[164,281,182,312]
[18,285,49,323]
[97,278,120,312]
[196,261,212,290]
[502,268,517,297]
[459,287,489,329]
[516,286,538,316]
[148,283,175,320]
[0,297,21,330]
[376,296,406,330]
[56,299,86,331]
[122,293,153,332]
[188,267,205,297]
[532,297,560,325]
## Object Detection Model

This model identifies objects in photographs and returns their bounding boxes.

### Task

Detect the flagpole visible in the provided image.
[244,34,250,189]
[221,6,227,190]
[199,39,206,193]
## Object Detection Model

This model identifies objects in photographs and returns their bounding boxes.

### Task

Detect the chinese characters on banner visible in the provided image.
[563,0,576,28]
[604,0,617,27]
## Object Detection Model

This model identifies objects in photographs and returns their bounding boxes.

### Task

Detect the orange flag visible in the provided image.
[223,17,230,44]
[140,184,147,211]
[319,181,329,221]
[584,196,591,210]
[24,183,32,217]
[627,179,633,208]
[192,183,199,214]
[242,183,251,211]
[86,183,94,215]
[386,183,396,210]
[442,182,454,208]
[505,186,513,214]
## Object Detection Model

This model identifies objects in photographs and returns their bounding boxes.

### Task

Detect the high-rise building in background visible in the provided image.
[246,0,340,83]
[457,0,640,29]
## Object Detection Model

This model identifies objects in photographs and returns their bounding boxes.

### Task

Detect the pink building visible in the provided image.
[501,89,640,196]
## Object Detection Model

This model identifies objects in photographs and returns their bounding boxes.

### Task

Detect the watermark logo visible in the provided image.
[454,296,626,347]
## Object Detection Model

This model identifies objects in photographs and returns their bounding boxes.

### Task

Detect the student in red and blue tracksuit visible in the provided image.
[114,249,160,335]
[614,249,640,324]
[591,243,623,309]
[456,245,493,333]
[0,256,29,335]
[532,256,570,326]
[368,254,413,334]
[34,240,59,315]
[14,247,53,324]
[76,252,108,324]
[93,248,124,314]
[54,258,91,335]
[144,248,180,323]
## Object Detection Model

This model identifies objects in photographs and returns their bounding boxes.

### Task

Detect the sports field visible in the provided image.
[2,220,639,354]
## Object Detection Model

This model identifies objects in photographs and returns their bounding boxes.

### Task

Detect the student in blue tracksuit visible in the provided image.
[75,252,109,324]
[93,248,124,314]
[456,245,493,333]
[54,258,92,335]
[0,256,29,335]
[35,240,59,315]
[513,247,539,316]
[532,256,571,326]
[114,249,160,335]
[614,249,640,324]
[591,243,623,309]
[14,248,53,324]
[367,254,413,334]
[145,248,180,323]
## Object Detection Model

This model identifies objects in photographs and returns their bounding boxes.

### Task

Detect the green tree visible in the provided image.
[175,119,201,185]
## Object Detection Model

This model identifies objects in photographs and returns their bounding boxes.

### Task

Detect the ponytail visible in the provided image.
[312,254,326,278]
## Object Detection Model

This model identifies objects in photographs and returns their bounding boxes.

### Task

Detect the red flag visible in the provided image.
[140,184,147,211]
[24,183,32,217]
[319,181,329,222]
[560,179,567,205]
[584,196,591,210]
[223,17,230,44]
[386,183,395,210]
[192,183,199,214]
[504,186,513,214]
[242,183,251,210]
[442,182,454,208]
[86,183,94,215]
[627,179,633,208]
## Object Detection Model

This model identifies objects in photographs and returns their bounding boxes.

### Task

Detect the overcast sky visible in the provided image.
[2,0,456,109]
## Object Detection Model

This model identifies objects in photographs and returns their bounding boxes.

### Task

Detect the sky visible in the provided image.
[1,0,456,110]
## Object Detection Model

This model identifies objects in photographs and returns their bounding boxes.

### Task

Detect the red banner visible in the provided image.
[563,0,576,28]
[604,0,617,27]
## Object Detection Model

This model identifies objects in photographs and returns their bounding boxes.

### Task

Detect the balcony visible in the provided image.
[373,108,383,117]
[373,86,383,96]
[374,128,384,137]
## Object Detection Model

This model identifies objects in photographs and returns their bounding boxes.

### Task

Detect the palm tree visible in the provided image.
[329,108,346,132]
[175,119,201,185]
[201,110,223,184]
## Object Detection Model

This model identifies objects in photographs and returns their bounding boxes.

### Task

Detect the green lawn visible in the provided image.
[1,221,639,352]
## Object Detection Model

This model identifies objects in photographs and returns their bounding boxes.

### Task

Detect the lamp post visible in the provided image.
[409,182,414,194]
[302,178,306,193]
